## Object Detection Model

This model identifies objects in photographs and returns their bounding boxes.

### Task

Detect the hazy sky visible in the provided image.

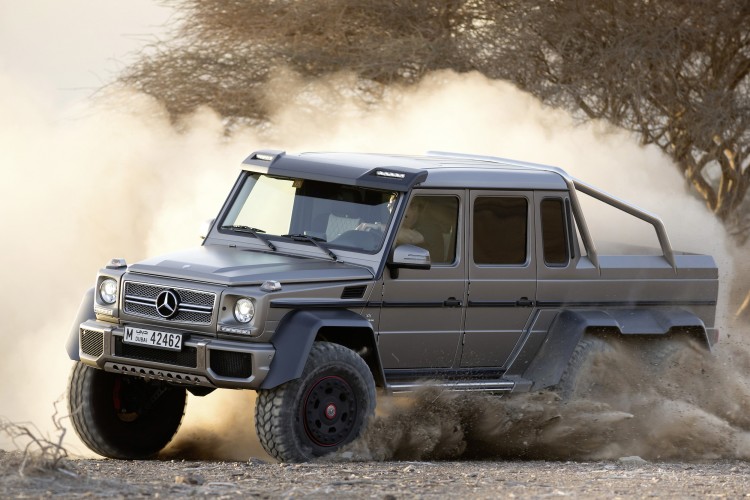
[0,0,172,109]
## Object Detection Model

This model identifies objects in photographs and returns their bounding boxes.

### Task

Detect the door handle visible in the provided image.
[516,297,535,307]
[444,298,463,307]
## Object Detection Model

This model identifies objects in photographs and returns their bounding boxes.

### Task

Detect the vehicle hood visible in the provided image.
[127,245,374,286]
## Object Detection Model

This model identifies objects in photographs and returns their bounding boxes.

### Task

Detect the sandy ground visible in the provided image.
[2,451,750,499]
[5,321,750,498]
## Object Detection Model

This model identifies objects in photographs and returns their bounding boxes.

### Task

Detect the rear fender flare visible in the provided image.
[593,307,712,346]
[260,309,384,390]
[523,308,713,390]
[521,310,587,391]
[521,308,710,391]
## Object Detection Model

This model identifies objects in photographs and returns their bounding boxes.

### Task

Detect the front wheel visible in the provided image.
[255,342,376,462]
[67,363,186,459]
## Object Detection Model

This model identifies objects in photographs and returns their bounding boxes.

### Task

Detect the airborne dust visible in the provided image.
[0,69,747,461]
[342,335,750,462]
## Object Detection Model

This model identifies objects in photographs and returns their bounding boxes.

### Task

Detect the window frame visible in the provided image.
[540,196,571,267]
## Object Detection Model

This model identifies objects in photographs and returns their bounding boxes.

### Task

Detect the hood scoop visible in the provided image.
[341,285,367,299]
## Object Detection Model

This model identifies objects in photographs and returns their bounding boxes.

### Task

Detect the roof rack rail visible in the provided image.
[427,150,570,178]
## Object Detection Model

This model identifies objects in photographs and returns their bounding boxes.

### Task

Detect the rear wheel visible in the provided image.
[255,342,376,462]
[642,335,706,373]
[68,363,186,459]
[552,334,613,401]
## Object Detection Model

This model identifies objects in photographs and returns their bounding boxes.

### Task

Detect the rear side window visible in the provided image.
[473,197,528,265]
[541,198,569,266]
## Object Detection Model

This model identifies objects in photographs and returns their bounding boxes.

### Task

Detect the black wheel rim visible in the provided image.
[112,375,167,423]
[302,375,358,447]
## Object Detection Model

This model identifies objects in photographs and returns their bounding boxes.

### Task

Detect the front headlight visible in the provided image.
[99,278,118,304]
[234,298,255,323]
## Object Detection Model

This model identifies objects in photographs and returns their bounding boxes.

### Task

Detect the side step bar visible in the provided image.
[386,379,516,394]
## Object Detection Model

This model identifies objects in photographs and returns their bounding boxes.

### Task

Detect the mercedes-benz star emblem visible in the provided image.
[155,290,180,318]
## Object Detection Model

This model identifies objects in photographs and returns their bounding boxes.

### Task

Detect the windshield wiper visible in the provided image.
[220,225,277,251]
[282,234,338,261]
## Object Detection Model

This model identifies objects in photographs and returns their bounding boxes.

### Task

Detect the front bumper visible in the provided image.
[77,319,275,389]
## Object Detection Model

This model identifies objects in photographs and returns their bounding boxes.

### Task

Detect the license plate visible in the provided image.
[123,327,183,351]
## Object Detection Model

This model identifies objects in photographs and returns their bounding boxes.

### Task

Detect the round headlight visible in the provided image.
[234,298,255,323]
[99,279,118,304]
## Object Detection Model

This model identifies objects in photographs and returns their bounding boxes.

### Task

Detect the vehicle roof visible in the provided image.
[242,150,571,192]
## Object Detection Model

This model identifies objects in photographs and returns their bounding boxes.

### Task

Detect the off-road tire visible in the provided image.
[641,335,705,373]
[68,362,186,459]
[552,334,613,401]
[255,342,376,462]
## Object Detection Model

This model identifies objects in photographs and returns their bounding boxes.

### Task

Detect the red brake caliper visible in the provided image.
[113,377,122,412]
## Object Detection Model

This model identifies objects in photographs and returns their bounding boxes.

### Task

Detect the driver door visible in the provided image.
[377,191,466,369]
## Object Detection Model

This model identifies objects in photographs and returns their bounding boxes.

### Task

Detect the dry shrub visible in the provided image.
[0,397,74,477]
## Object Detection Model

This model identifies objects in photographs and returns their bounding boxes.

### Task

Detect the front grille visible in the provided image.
[114,337,197,368]
[123,281,216,325]
[80,329,104,357]
[209,350,253,378]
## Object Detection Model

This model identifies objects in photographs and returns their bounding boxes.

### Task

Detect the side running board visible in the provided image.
[386,379,516,394]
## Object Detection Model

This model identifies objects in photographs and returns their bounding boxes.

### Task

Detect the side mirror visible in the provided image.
[387,244,431,278]
[199,218,215,240]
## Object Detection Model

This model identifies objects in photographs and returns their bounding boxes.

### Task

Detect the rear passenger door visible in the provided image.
[460,190,537,368]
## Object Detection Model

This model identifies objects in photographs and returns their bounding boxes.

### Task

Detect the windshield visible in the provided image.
[221,173,398,253]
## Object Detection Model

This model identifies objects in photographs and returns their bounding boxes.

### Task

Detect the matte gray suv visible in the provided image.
[66,150,719,462]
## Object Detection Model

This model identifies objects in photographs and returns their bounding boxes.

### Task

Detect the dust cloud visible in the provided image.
[343,334,750,461]
[0,82,252,455]
[0,68,745,461]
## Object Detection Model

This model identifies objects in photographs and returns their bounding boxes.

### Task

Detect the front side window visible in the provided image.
[473,196,528,265]
[221,173,397,253]
[395,195,459,265]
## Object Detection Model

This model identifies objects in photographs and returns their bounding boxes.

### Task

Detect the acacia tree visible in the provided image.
[120,0,489,123]
[497,0,750,232]
[121,0,749,235]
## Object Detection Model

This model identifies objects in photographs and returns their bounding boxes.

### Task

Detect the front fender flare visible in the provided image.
[260,309,382,390]
[66,288,95,361]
